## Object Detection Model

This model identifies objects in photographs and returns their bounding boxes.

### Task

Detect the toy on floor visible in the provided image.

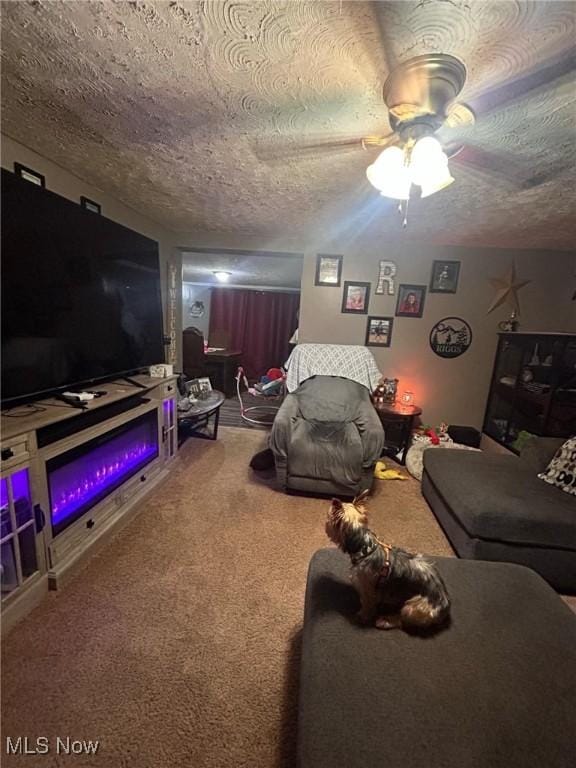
[253,367,285,396]
[374,460,408,481]
[236,366,285,427]
[414,422,450,446]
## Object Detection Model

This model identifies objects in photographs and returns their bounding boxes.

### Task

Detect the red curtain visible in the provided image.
[209,289,299,379]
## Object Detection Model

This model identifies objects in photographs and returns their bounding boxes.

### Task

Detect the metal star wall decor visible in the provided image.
[487,262,531,315]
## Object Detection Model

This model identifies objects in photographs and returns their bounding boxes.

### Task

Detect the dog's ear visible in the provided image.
[353,489,371,507]
[330,498,343,513]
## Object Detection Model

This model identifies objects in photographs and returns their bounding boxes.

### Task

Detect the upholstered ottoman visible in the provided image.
[297,549,576,768]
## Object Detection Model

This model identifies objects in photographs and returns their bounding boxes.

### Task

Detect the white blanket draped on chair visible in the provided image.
[284,344,382,394]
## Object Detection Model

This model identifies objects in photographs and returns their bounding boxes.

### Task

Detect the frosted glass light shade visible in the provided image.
[366,146,411,200]
[420,166,455,197]
[410,136,454,196]
[366,138,455,201]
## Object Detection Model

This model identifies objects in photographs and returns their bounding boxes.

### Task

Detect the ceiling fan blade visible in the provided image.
[468,46,576,116]
[450,145,524,185]
[341,0,398,83]
[369,2,401,75]
[252,133,397,163]
[361,134,398,150]
[450,144,565,190]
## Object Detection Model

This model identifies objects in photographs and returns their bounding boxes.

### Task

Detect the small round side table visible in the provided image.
[177,389,225,443]
[373,402,423,465]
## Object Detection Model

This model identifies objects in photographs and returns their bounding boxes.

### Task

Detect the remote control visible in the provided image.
[61,391,95,402]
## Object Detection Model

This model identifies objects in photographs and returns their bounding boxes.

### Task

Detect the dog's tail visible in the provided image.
[400,570,451,629]
[400,595,448,628]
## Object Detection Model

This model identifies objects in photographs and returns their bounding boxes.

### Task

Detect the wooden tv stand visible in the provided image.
[0,375,178,634]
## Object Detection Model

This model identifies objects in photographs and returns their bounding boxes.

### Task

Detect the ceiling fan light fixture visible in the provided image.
[419,169,455,198]
[408,136,454,197]
[366,146,411,200]
[409,137,446,182]
[367,136,455,202]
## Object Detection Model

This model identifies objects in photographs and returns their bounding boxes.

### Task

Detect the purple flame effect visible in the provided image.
[49,420,158,532]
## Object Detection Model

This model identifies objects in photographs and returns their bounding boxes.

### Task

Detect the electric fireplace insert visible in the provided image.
[47,410,159,536]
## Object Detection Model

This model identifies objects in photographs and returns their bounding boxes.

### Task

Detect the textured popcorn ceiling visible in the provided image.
[1,0,575,249]
[182,249,303,287]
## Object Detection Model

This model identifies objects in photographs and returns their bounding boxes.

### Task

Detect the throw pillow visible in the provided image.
[538,436,576,496]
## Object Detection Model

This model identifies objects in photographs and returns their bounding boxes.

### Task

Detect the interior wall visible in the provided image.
[182,284,212,339]
[175,230,575,428]
[1,134,181,367]
[298,242,576,428]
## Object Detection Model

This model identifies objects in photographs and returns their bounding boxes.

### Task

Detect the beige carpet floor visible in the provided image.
[1,427,571,767]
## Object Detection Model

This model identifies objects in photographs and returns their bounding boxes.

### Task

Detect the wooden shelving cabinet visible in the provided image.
[483,332,576,452]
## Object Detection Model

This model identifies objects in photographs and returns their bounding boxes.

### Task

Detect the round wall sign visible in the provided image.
[430,317,472,358]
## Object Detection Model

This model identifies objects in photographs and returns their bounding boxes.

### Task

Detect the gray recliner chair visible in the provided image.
[270,375,384,496]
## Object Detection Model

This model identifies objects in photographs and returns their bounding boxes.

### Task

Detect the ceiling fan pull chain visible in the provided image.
[399,199,409,228]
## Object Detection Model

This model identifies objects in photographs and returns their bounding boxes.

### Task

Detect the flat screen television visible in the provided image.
[1,168,165,405]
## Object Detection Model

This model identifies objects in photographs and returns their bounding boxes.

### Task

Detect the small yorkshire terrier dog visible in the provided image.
[325,491,450,632]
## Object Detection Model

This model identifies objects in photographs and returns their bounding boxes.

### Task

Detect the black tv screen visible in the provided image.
[1,169,165,404]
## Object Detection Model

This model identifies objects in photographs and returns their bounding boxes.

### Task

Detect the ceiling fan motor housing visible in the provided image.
[384,54,467,134]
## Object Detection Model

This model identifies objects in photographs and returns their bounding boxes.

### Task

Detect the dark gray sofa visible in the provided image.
[422,437,576,592]
[298,548,576,768]
[269,376,384,496]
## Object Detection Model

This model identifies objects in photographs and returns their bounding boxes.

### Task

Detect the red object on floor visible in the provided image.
[266,368,284,381]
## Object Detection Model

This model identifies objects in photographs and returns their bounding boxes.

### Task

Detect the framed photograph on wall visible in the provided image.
[14,162,45,188]
[80,196,102,214]
[365,316,393,347]
[315,253,343,287]
[341,281,370,314]
[429,260,460,293]
[395,284,426,318]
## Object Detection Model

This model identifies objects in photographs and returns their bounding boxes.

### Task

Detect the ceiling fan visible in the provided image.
[362,53,475,199]
[255,47,575,198]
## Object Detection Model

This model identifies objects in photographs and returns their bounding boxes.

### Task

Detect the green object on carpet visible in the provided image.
[511,429,537,453]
